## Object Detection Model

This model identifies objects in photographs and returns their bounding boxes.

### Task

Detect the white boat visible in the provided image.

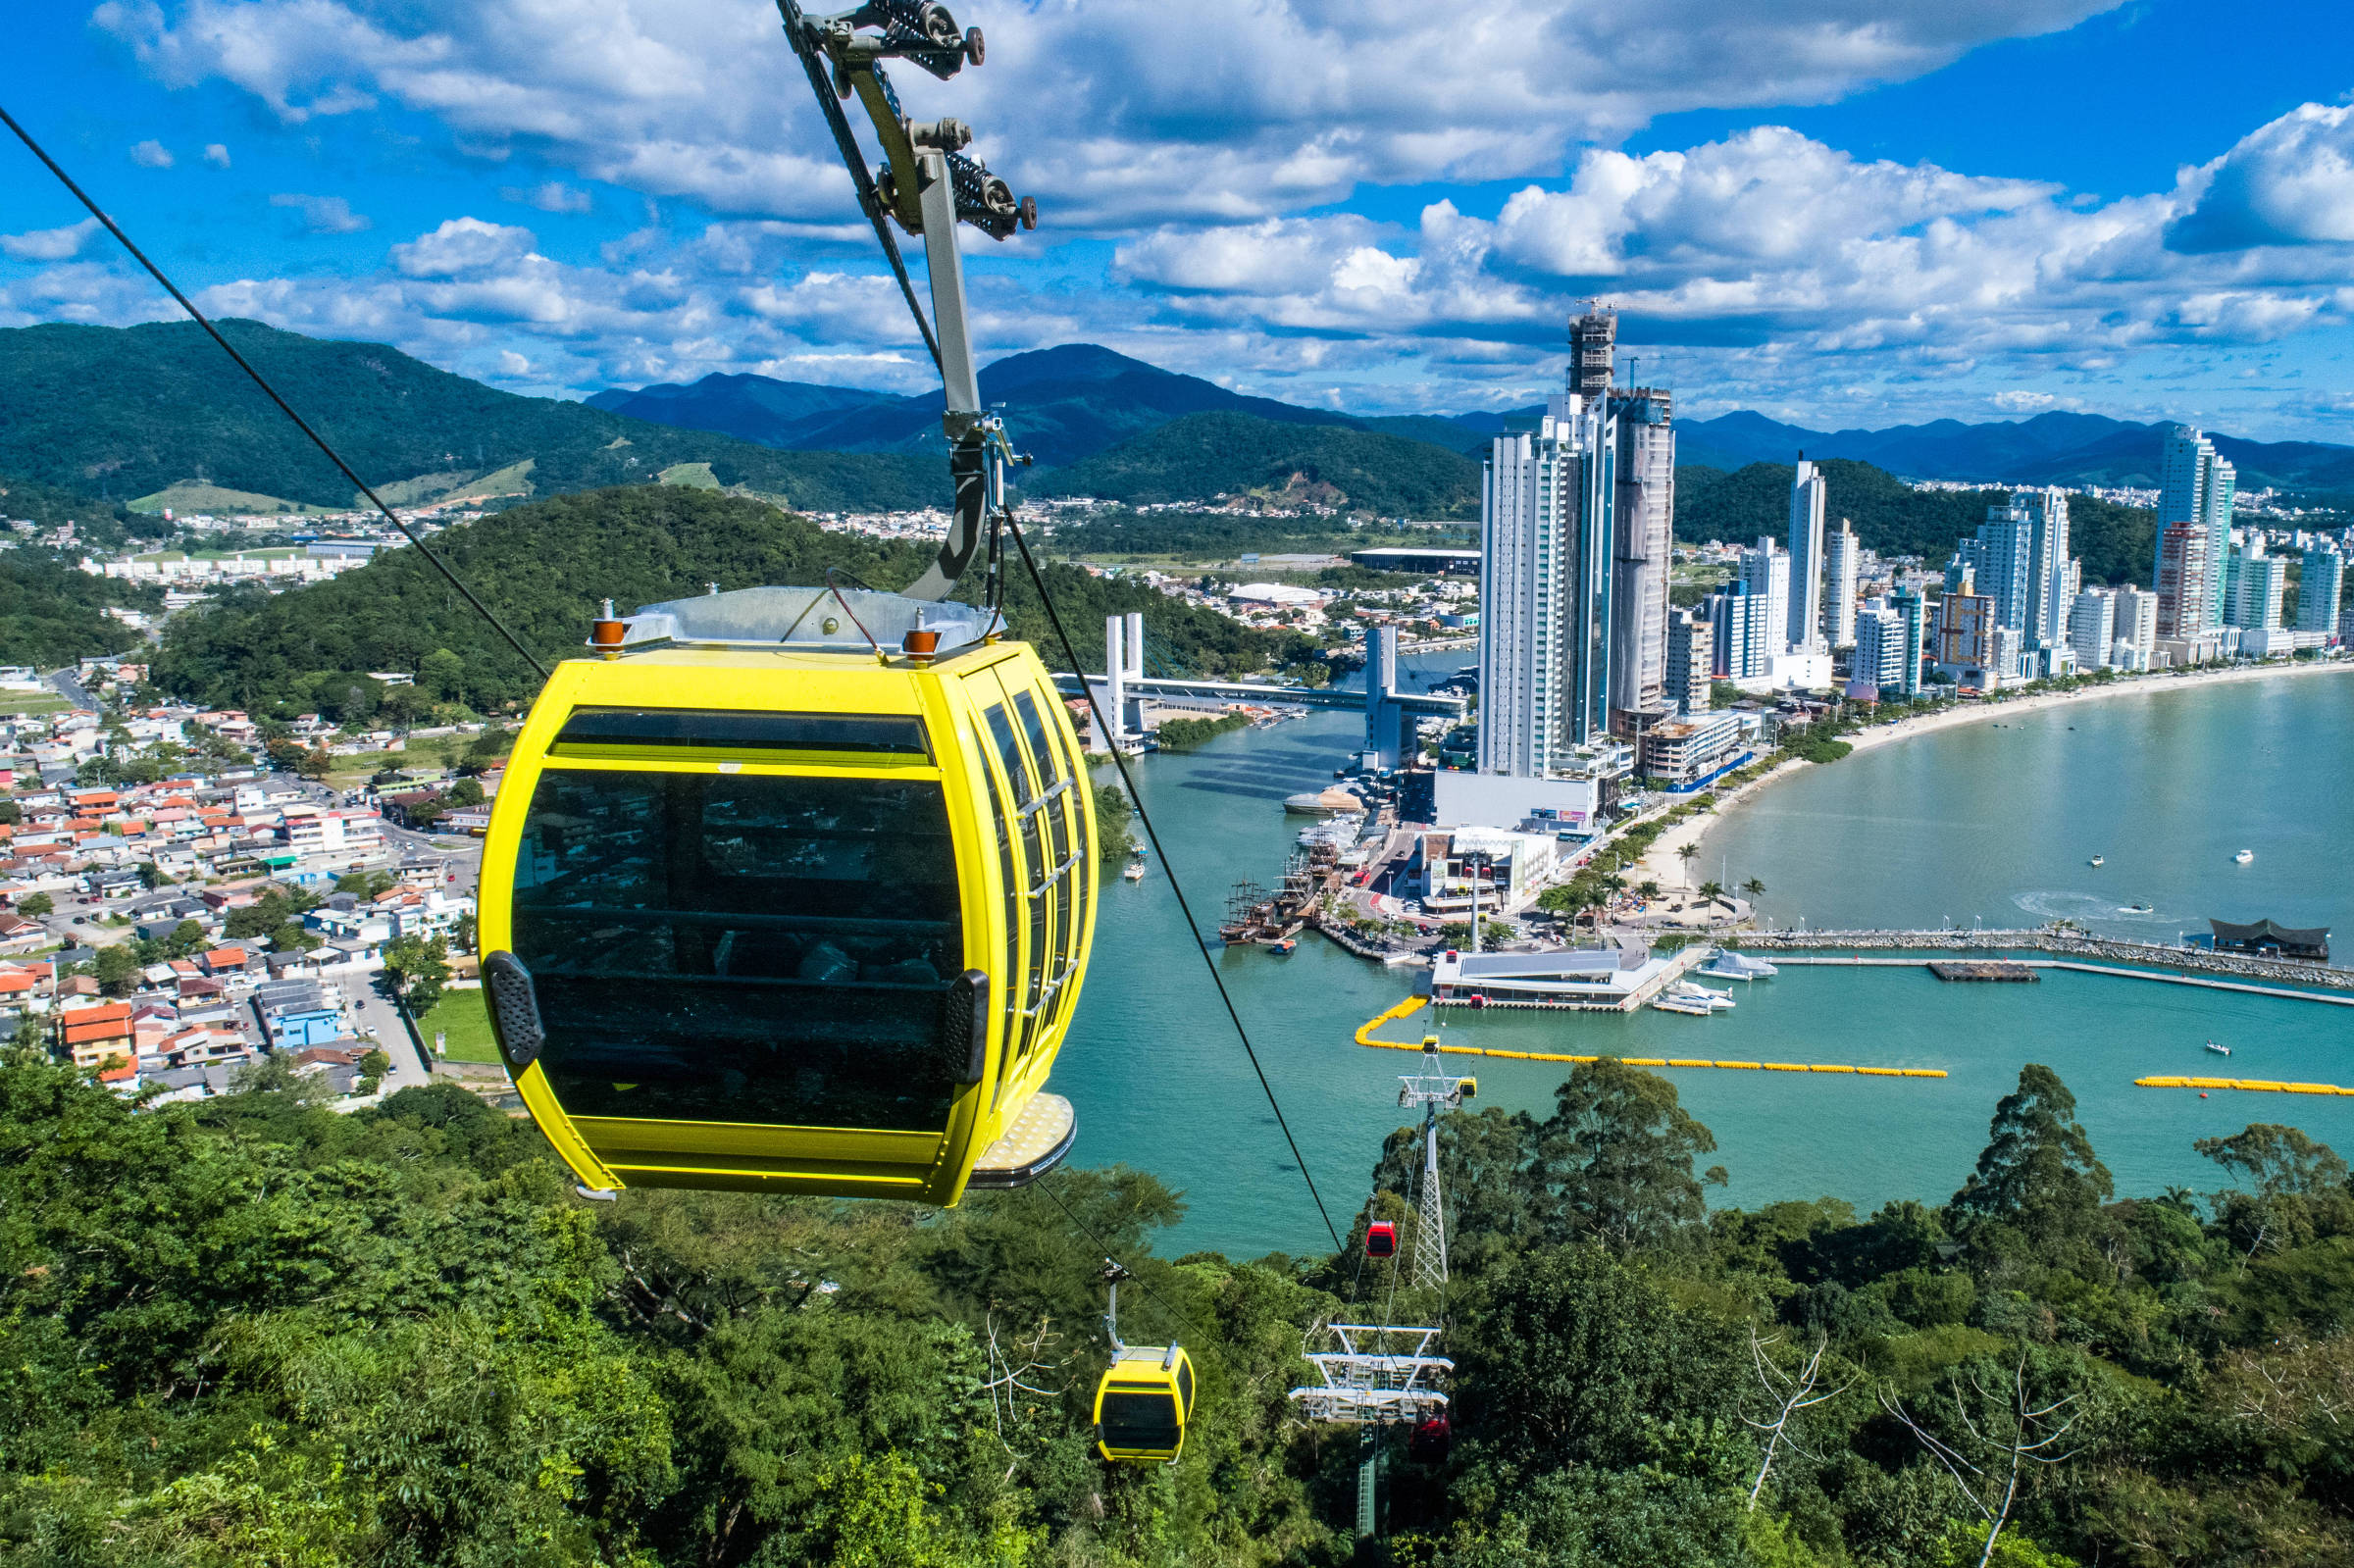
[1673,982,1737,1011]
[1701,950,1778,981]
[2088,855,2104,867]
[2206,1040,2231,1056]
[1651,993,1714,1016]
[2233,849,2254,865]
[1122,862,1146,882]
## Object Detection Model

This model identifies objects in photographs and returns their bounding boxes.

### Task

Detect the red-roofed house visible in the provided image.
[59,1000,134,1070]
[199,946,255,978]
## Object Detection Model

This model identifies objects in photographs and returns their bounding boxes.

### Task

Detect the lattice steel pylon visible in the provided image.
[1398,1036,1476,1290]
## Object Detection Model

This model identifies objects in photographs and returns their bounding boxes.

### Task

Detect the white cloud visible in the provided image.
[389,217,535,278]
[500,180,591,214]
[0,218,103,262]
[94,0,2126,227]
[270,192,372,233]
[2168,104,2354,252]
[202,142,231,167]
[128,138,174,168]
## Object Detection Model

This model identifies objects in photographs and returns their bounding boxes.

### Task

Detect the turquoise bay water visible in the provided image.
[1055,667,2354,1259]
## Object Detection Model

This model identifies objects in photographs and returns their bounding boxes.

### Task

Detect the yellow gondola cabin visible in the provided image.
[1094,1344,1198,1464]
[478,587,1095,1205]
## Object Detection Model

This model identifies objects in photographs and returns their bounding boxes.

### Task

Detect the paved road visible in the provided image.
[334,966,434,1095]
[43,668,95,709]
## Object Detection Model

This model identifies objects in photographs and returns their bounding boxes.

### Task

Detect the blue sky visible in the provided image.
[5,0,2353,440]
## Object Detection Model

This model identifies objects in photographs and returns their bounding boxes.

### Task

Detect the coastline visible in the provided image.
[1630,658,2354,892]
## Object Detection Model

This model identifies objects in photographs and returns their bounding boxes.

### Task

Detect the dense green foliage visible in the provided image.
[7,1019,2354,1565]
[1675,462,2156,586]
[1151,712,1253,751]
[11,1049,2352,1565]
[1032,413,1482,519]
[150,486,1317,715]
[0,321,943,513]
[0,551,164,667]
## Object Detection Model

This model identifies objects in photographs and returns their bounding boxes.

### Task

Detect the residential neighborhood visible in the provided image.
[0,683,488,1107]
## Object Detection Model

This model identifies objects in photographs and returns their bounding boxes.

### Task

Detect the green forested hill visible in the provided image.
[1030,412,1483,518]
[151,485,1313,715]
[0,553,164,668]
[5,1035,2350,1563]
[0,320,944,514]
[1675,459,2159,585]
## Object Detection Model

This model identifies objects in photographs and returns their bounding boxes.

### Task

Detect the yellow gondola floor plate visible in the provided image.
[968,1092,1076,1189]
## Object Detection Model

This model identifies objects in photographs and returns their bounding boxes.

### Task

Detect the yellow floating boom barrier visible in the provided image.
[1353,997,1946,1078]
[2137,1076,2354,1095]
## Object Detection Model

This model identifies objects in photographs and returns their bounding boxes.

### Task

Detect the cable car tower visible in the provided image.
[1398,1035,1475,1288]
[1287,1038,1472,1540]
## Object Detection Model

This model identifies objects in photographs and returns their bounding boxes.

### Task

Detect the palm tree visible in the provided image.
[1699,880,1726,905]
[1741,878,1766,899]
[1677,841,1701,886]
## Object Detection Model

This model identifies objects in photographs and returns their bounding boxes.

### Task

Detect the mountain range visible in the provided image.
[0,320,944,517]
[599,347,2354,494]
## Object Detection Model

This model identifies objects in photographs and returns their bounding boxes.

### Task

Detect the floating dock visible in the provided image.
[1353,997,1946,1078]
[1927,961,2039,983]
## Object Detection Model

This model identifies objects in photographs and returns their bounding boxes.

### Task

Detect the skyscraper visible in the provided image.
[2069,587,2117,670]
[1665,608,1712,713]
[2156,427,2233,632]
[1890,586,1926,696]
[2297,544,2344,634]
[1607,384,1674,732]
[1709,580,1766,681]
[2156,522,2210,639]
[1477,387,1616,775]
[1743,537,1790,652]
[1568,303,1615,397]
[1822,520,1859,649]
[1853,603,1905,692]
[2223,535,2287,631]
[2111,586,2160,670]
[1964,488,2070,654]
[1787,460,1827,652]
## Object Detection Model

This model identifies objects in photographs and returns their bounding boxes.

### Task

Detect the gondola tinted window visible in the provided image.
[510,767,965,1131]
[1098,1390,1182,1453]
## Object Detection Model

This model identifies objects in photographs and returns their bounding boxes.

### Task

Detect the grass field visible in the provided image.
[412,989,499,1064]
[0,693,68,716]
[322,737,515,788]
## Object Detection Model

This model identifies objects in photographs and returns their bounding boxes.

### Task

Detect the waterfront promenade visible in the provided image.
[1729,927,2354,990]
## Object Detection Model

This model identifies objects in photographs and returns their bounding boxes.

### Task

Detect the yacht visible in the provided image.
[1123,861,1146,882]
[2234,849,2255,865]
[2087,855,2104,867]
[1673,982,1737,1011]
[1701,950,1778,981]
[1652,992,1714,1016]
[2122,903,2155,915]
[2206,1040,2232,1056]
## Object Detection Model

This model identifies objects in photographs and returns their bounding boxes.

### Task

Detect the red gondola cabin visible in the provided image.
[1365,1221,1398,1258]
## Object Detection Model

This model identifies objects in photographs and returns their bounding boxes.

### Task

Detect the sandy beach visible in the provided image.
[1629,658,2354,893]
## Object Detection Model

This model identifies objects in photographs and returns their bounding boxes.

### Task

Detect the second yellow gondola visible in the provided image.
[477,586,1096,1205]
[1093,1344,1198,1464]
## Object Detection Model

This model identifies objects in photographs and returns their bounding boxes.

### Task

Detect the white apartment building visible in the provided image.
[2069,587,2117,670]
[2296,545,2343,636]
[1822,521,1860,650]
[1477,390,1615,775]
[1742,538,1790,652]
[1786,462,1828,652]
